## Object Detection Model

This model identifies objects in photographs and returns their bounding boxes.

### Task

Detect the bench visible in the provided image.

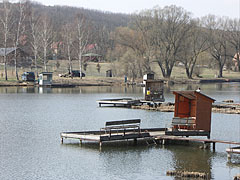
[172,117,196,130]
[100,119,141,137]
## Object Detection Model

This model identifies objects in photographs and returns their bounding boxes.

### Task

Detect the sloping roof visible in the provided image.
[82,53,102,57]
[0,47,17,56]
[173,91,215,102]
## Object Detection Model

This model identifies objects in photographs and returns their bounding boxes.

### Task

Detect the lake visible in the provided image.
[0,83,239,180]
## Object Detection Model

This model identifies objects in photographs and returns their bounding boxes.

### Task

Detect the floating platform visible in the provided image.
[61,128,166,146]
[165,130,210,138]
[61,127,240,151]
[226,146,240,154]
[226,146,240,160]
[97,98,141,107]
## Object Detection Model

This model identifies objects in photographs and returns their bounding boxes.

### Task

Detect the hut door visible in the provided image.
[177,96,190,118]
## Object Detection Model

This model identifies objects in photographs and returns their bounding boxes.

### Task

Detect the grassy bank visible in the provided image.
[0,60,239,85]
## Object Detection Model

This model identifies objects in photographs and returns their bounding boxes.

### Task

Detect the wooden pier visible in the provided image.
[61,127,240,151]
[155,135,240,150]
[61,128,166,147]
[97,98,140,107]
[226,146,240,160]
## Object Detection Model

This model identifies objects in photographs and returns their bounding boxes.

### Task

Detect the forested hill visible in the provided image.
[31,3,131,31]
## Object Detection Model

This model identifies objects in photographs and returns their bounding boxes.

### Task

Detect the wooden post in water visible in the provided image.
[162,139,165,145]
[134,138,137,145]
[227,153,232,161]
[212,142,216,151]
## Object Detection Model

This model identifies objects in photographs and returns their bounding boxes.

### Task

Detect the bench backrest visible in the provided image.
[105,119,141,126]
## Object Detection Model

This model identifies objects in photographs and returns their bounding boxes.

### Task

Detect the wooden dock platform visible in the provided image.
[226,146,240,160]
[61,127,240,151]
[155,135,240,150]
[61,128,166,147]
[97,98,140,107]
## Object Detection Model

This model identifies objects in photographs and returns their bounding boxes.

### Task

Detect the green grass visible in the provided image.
[0,60,239,81]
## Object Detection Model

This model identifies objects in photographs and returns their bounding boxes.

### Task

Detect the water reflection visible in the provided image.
[167,145,212,178]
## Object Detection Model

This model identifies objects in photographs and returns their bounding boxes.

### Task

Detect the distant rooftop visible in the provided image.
[0,47,17,56]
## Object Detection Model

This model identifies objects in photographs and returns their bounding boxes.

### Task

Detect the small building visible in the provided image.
[39,72,53,86]
[21,72,35,82]
[143,73,154,81]
[106,69,112,77]
[171,91,215,137]
[0,47,31,67]
[82,53,102,62]
[144,80,164,102]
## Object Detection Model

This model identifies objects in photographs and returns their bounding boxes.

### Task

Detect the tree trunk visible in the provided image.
[14,48,19,81]
[185,67,192,79]
[218,63,223,78]
[79,53,82,79]
[34,53,38,77]
[4,54,7,81]
[44,46,47,71]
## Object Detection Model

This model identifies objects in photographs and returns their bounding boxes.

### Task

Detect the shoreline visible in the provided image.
[0,77,240,87]
[132,103,240,114]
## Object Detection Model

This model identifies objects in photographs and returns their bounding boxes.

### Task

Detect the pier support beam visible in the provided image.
[227,153,232,161]
[212,142,216,151]
[203,142,210,149]
[134,138,137,145]
[162,139,165,145]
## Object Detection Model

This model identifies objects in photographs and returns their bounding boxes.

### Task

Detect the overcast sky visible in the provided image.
[35,0,239,19]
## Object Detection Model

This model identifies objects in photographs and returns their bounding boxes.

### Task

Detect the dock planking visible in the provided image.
[97,98,140,107]
[61,129,240,151]
[60,128,166,146]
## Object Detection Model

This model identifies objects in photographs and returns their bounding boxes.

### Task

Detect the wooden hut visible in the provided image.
[144,80,164,102]
[171,91,215,137]
[39,72,53,86]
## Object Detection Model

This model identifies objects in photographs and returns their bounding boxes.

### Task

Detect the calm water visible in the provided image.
[0,83,239,180]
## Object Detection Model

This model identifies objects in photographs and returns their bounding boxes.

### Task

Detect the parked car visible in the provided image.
[59,70,85,78]
[21,72,35,82]
[71,70,85,77]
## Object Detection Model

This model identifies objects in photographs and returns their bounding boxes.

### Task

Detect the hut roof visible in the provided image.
[82,53,102,57]
[0,47,17,56]
[173,91,215,102]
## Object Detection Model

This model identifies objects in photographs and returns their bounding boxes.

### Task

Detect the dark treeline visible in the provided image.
[0,1,239,81]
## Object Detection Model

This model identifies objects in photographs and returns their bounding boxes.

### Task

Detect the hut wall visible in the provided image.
[174,95,191,118]
[195,96,212,132]
[190,100,197,117]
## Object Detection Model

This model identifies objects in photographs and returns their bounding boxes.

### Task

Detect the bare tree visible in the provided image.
[12,0,28,80]
[39,15,52,71]
[0,0,13,80]
[62,23,74,75]
[75,14,89,79]
[178,19,209,79]
[203,15,229,78]
[151,5,192,78]
[113,26,149,77]
[227,18,240,71]
[30,8,41,76]
[131,12,155,74]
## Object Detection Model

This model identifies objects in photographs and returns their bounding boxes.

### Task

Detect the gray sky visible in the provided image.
[35,0,240,19]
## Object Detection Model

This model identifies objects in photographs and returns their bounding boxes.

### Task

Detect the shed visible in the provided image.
[82,53,102,62]
[143,73,154,81]
[144,80,164,102]
[106,69,112,77]
[172,91,215,134]
[0,47,31,67]
[39,72,53,86]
